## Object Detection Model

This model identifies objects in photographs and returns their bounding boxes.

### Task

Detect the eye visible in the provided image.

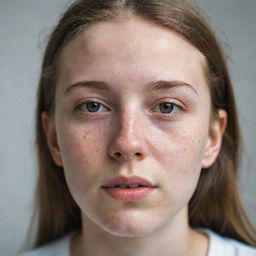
[76,101,109,113]
[153,102,181,114]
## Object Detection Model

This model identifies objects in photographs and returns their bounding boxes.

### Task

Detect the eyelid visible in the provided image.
[153,102,181,113]
[75,99,110,112]
[152,98,186,110]
[74,98,186,116]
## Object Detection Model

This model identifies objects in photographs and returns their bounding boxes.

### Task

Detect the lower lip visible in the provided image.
[102,187,156,201]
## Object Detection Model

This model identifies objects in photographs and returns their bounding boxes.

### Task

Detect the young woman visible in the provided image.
[21,0,256,255]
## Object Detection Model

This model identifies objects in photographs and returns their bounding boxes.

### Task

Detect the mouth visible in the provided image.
[101,175,157,201]
[104,184,150,188]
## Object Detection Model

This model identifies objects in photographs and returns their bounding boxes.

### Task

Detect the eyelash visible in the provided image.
[76,101,109,113]
[75,100,184,116]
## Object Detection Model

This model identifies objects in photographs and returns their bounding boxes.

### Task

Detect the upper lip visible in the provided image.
[102,175,157,188]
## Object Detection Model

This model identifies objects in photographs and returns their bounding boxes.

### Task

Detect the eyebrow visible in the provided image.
[143,80,198,94]
[64,79,198,95]
[64,80,109,95]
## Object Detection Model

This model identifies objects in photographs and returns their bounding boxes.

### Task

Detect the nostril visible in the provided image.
[112,152,143,160]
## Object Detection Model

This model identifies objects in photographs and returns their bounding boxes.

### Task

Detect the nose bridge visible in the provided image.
[116,103,144,148]
[108,102,149,161]
[119,105,139,137]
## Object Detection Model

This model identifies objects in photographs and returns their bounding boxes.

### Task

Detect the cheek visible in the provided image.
[56,122,108,199]
[156,121,207,167]
[58,122,106,165]
[153,122,208,202]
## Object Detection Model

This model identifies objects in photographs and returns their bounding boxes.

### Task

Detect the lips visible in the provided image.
[101,175,157,201]
[102,175,157,188]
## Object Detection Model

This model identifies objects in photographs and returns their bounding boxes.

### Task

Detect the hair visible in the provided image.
[32,0,256,249]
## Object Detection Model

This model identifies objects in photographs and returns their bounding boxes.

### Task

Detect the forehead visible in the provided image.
[57,16,207,92]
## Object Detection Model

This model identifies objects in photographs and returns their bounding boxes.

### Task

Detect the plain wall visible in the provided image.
[0,0,255,254]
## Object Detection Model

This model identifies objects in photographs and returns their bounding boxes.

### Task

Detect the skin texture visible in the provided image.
[42,16,227,256]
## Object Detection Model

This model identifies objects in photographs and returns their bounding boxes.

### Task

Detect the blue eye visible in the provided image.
[77,101,108,113]
[154,102,181,114]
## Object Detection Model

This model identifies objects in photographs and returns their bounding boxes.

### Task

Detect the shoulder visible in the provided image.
[19,232,75,256]
[201,229,256,256]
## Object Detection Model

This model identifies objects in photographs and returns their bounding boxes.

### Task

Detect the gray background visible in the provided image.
[0,0,255,254]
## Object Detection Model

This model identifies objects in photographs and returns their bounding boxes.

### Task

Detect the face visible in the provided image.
[42,16,226,237]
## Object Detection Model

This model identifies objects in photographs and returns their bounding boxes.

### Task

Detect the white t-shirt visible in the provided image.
[20,229,256,256]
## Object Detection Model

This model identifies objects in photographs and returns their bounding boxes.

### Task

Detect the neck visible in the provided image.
[71,208,208,256]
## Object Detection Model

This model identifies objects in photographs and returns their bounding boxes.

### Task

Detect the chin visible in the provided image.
[101,222,156,237]
[95,208,167,237]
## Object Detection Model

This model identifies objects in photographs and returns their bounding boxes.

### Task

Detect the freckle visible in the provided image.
[83,132,90,140]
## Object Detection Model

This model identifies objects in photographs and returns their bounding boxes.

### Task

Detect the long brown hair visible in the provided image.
[32,0,256,248]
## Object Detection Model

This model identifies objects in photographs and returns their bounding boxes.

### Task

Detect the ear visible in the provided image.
[201,109,227,169]
[41,111,63,167]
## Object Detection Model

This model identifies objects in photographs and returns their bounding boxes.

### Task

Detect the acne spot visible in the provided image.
[83,132,90,140]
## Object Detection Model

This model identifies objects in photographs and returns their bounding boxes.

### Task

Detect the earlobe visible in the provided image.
[201,109,227,169]
[41,111,63,167]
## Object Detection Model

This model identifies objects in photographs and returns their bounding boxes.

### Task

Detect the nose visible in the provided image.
[108,110,150,162]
